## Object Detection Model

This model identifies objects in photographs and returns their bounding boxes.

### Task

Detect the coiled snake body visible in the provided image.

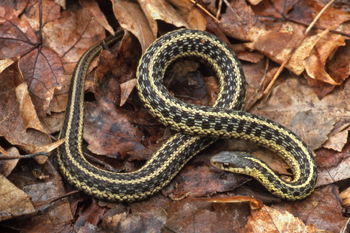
[58,29,317,202]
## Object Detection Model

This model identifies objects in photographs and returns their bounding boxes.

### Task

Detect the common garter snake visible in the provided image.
[57,29,317,202]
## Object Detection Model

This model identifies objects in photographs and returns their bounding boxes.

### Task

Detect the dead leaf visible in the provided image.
[340,186,350,207]
[111,0,155,52]
[166,0,207,30]
[24,0,61,32]
[0,174,35,221]
[73,199,108,231]
[43,7,106,116]
[1,1,27,16]
[221,0,266,42]
[304,32,345,85]
[119,78,136,106]
[323,130,349,152]
[84,101,145,158]
[0,145,8,155]
[1,1,350,232]
[251,75,350,151]
[80,0,115,35]
[317,153,350,187]
[244,205,318,232]
[19,46,65,117]
[101,208,167,233]
[223,0,350,96]
[0,59,52,156]
[273,185,346,232]
[309,42,350,98]
[138,0,190,36]
[164,200,251,232]
[0,5,38,58]
[15,83,46,133]
[0,147,20,177]
[83,31,147,160]
[0,57,17,72]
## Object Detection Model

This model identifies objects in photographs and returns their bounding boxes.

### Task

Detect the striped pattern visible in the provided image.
[57,29,317,202]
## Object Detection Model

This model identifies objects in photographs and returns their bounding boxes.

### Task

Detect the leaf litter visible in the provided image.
[0,0,350,232]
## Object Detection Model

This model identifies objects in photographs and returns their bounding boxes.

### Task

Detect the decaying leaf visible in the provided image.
[0,59,52,158]
[244,206,318,232]
[0,147,20,177]
[0,174,35,221]
[1,0,350,231]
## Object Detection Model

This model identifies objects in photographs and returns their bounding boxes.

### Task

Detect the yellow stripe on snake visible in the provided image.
[57,29,317,202]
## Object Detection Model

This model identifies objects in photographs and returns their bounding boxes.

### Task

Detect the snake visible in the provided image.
[57,29,317,202]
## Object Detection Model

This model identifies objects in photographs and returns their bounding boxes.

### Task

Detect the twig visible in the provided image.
[0,151,50,160]
[190,0,220,23]
[286,17,350,38]
[222,0,246,25]
[216,0,222,19]
[263,0,336,95]
[244,59,270,111]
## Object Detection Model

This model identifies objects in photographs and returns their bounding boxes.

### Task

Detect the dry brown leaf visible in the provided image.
[79,0,115,35]
[223,0,350,96]
[119,78,136,106]
[42,8,105,62]
[1,1,28,16]
[318,154,350,186]
[15,83,46,133]
[19,46,65,117]
[111,0,155,52]
[84,101,145,158]
[340,186,350,207]
[250,0,298,19]
[0,57,17,73]
[251,74,350,151]
[166,0,207,30]
[0,145,8,155]
[24,199,73,232]
[0,1,65,117]
[315,142,350,169]
[101,209,167,232]
[288,0,350,31]
[83,40,145,159]
[138,0,190,36]
[249,24,328,76]
[40,112,65,134]
[221,0,266,42]
[164,59,212,106]
[25,138,65,154]
[244,206,318,232]
[0,174,35,221]
[323,130,349,152]
[304,32,345,85]
[0,59,52,156]
[247,0,263,5]
[0,5,39,58]
[8,160,74,231]
[44,7,106,114]
[0,147,20,177]
[24,0,61,32]
[274,185,346,232]
[163,200,251,232]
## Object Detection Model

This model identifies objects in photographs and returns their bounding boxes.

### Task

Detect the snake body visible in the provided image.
[57,29,317,202]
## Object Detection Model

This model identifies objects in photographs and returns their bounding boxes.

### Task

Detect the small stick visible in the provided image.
[190,0,220,23]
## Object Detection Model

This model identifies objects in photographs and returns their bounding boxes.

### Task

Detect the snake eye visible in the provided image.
[223,163,230,169]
